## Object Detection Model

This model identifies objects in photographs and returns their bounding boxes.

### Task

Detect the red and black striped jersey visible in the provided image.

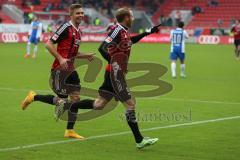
[104,24,132,73]
[99,24,150,73]
[50,21,82,70]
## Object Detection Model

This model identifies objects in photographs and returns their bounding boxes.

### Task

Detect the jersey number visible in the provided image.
[173,34,182,44]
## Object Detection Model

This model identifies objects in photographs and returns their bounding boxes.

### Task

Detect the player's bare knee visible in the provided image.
[126,105,135,110]
[70,97,80,103]
[70,91,80,103]
[70,95,80,103]
[127,99,135,105]
[125,99,135,110]
[93,100,104,110]
[93,97,107,110]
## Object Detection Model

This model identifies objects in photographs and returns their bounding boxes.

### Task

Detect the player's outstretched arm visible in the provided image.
[130,24,161,44]
[130,32,149,44]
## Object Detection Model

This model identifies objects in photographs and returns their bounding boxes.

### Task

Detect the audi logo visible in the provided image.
[1,33,19,43]
[198,35,220,44]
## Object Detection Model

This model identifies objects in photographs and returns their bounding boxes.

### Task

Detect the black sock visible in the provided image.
[72,99,94,109]
[67,104,78,129]
[125,110,143,143]
[34,95,55,105]
[66,99,94,129]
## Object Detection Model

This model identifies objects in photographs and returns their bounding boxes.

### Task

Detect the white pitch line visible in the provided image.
[0,115,240,152]
[157,97,240,105]
[0,87,240,105]
[0,87,51,94]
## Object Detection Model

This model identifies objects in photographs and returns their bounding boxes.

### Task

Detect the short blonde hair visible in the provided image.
[115,7,131,23]
[69,4,82,16]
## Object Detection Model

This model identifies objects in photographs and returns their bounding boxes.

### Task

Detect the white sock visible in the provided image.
[180,64,186,75]
[33,45,38,56]
[171,62,176,77]
[26,42,31,55]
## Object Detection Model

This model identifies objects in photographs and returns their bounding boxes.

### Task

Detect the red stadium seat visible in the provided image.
[152,0,240,28]
[0,10,16,23]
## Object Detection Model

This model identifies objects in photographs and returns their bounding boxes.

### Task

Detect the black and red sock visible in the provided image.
[125,110,143,143]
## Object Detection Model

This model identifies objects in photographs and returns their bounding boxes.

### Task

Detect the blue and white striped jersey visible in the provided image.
[170,28,189,53]
[29,21,43,39]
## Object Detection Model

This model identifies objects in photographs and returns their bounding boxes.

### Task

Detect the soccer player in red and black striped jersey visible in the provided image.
[231,20,240,59]
[21,4,95,139]
[93,8,161,149]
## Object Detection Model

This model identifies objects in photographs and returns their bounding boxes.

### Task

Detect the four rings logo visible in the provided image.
[198,35,220,44]
[1,33,19,43]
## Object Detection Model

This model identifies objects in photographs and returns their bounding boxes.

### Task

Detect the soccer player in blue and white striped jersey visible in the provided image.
[170,21,189,78]
[24,16,43,58]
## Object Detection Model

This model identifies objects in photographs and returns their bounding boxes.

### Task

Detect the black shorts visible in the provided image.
[50,70,81,98]
[98,70,131,102]
[234,39,240,48]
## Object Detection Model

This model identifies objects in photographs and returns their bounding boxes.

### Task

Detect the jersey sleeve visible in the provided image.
[98,27,121,62]
[104,26,121,44]
[130,32,148,44]
[184,30,189,39]
[50,24,69,44]
[170,30,173,40]
[36,23,43,38]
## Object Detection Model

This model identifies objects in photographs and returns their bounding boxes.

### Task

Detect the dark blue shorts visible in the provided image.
[29,36,39,45]
[170,51,185,61]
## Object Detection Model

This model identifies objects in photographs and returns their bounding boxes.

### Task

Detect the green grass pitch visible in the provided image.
[0,43,239,160]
